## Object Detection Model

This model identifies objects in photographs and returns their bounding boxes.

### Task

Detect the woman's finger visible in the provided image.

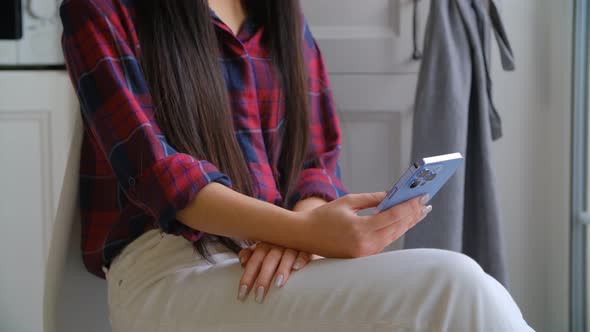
[378,204,432,247]
[237,244,270,301]
[274,248,298,288]
[367,195,426,230]
[342,192,387,210]
[292,251,311,271]
[238,248,253,267]
[238,242,260,267]
[253,246,284,303]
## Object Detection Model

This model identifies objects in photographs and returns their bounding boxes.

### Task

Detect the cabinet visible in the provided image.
[301,0,428,194]
[0,71,81,332]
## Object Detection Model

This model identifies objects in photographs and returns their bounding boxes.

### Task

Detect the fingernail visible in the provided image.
[239,256,245,265]
[255,286,265,303]
[421,205,433,219]
[238,284,248,301]
[420,194,430,205]
[293,261,302,270]
[275,274,284,288]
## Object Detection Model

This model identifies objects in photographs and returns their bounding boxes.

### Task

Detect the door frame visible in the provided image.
[570,0,589,331]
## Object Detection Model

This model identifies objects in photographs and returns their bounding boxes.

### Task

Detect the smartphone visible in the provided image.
[373,153,464,214]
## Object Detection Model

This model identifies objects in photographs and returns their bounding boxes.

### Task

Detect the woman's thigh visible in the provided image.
[107,233,532,332]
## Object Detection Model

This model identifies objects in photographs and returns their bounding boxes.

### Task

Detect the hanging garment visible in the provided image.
[404,0,515,287]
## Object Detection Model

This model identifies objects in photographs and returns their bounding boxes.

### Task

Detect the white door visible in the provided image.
[301,0,429,235]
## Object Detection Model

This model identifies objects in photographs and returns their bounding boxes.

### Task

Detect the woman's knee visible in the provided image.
[425,249,486,285]
[411,249,529,329]
[417,249,502,301]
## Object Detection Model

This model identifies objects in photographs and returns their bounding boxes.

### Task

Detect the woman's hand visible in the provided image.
[298,192,432,258]
[237,242,311,303]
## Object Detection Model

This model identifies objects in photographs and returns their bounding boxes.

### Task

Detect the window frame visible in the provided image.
[570,0,590,331]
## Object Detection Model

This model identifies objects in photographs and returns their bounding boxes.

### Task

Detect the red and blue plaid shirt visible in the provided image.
[60,0,347,278]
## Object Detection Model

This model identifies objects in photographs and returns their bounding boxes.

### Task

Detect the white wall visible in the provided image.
[491,1,572,331]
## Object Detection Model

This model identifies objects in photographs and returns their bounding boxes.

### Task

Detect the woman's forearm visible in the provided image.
[176,182,309,250]
[293,197,328,212]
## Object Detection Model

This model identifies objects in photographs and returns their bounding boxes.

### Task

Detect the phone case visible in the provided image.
[374,153,464,213]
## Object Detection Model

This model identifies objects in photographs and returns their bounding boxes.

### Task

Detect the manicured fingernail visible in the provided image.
[237,285,248,301]
[293,261,302,270]
[255,286,265,303]
[420,194,430,205]
[275,274,284,288]
[421,205,433,218]
[239,256,245,264]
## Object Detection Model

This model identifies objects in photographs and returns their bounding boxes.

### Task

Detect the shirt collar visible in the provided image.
[209,9,258,42]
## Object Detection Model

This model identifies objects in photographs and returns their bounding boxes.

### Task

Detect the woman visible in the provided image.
[60,0,533,330]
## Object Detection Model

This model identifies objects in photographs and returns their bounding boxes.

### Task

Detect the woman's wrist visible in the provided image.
[289,198,326,254]
[250,197,324,250]
[271,209,314,251]
[246,206,325,260]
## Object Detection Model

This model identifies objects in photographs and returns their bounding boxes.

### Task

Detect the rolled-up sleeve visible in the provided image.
[289,27,348,207]
[61,0,231,233]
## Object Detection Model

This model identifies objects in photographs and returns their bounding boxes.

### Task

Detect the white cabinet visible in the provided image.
[301,0,428,198]
[0,71,81,332]
[301,0,428,250]
[0,2,63,65]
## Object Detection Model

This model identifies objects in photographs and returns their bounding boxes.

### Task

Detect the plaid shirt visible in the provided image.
[60,0,347,278]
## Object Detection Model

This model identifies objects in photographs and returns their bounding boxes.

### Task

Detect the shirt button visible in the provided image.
[128,177,136,186]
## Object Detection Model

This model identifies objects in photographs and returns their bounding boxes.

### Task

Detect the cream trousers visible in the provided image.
[106,230,534,332]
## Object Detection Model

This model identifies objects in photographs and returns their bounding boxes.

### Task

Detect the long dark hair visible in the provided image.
[134,0,310,259]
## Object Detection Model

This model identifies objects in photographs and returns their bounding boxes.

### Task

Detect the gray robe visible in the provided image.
[404,0,514,286]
